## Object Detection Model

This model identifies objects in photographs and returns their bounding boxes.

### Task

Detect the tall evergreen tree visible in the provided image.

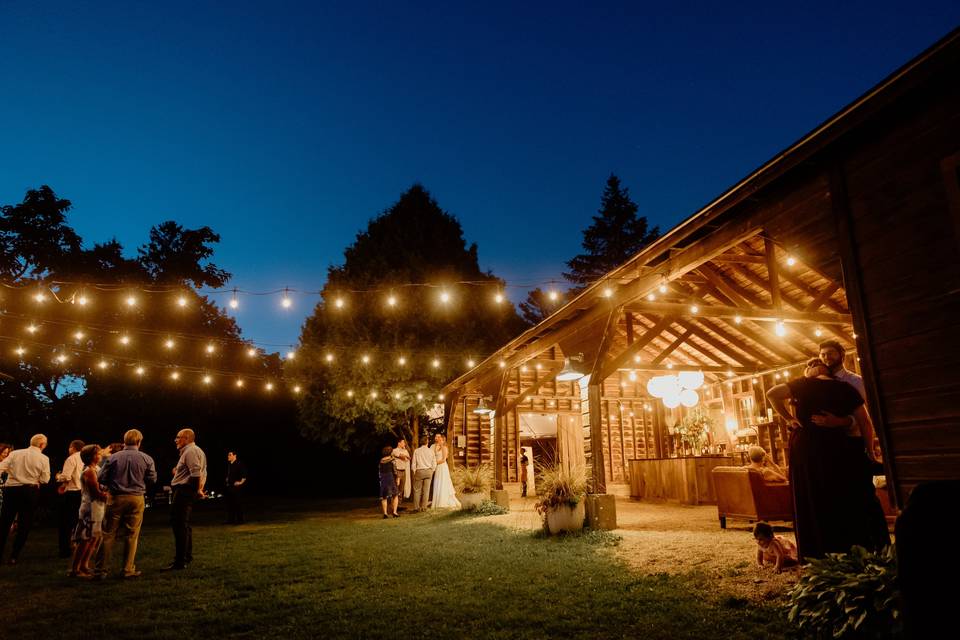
[291,184,526,450]
[564,174,659,289]
[518,287,564,326]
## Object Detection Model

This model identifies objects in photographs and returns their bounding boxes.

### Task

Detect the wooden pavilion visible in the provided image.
[442,28,960,520]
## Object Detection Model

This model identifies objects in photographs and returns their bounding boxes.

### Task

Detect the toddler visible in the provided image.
[753,522,798,573]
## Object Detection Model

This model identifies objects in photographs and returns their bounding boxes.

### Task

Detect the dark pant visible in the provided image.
[171,485,198,565]
[58,490,82,556]
[0,485,40,561]
[225,488,244,523]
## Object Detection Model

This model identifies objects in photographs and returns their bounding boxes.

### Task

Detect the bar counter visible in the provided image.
[628,455,743,505]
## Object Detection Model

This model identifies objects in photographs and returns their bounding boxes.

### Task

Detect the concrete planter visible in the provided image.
[545,501,586,534]
[458,492,486,510]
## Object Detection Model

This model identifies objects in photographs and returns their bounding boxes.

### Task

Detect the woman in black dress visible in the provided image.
[378,446,399,519]
[767,359,889,561]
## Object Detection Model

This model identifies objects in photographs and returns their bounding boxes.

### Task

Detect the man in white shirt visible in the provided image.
[392,438,411,500]
[56,439,85,558]
[411,437,437,512]
[164,428,207,571]
[0,434,51,564]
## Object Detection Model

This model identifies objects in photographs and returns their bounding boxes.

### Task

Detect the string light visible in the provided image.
[520,365,528,373]
[56,353,68,364]
[170,371,181,381]
[74,330,85,340]
[236,379,245,388]
[775,321,786,337]
[438,393,444,400]
[203,375,213,385]
[370,390,378,399]
[397,356,407,366]
[34,291,47,303]
[135,366,145,376]
[734,315,742,324]
[361,354,370,365]
[177,296,188,308]
[386,294,397,307]
[547,290,559,302]
[690,304,699,314]
[752,377,758,384]
[346,389,354,398]
[281,289,292,309]
[334,297,345,309]
[229,290,239,310]
[439,291,451,304]
[97,360,108,369]
[247,347,257,357]
[432,358,440,369]
[659,284,668,294]
[815,327,823,337]
[498,359,506,368]
[325,353,334,363]
[535,363,542,370]
[165,339,175,349]
[416,393,423,400]
[666,363,674,369]
[628,371,637,382]
[26,324,38,334]
[293,385,302,394]
[786,256,797,267]
[466,359,475,368]
[603,288,613,298]
[265,382,274,391]
[393,391,400,400]
[77,294,89,306]
[646,293,656,301]
[205,343,216,354]
[15,347,26,356]
[286,350,296,360]
[494,293,505,304]
[633,354,641,363]
[119,335,131,346]
[125,296,137,307]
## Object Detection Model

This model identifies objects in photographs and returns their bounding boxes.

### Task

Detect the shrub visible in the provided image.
[452,463,493,494]
[533,463,589,516]
[786,545,901,639]
[473,500,509,516]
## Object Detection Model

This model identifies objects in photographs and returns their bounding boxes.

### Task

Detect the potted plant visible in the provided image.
[452,463,493,510]
[534,463,589,534]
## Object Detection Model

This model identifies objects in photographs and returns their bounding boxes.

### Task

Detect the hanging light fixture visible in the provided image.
[473,396,494,415]
[556,353,585,382]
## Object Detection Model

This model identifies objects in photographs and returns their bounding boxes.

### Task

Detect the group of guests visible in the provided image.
[377,433,460,518]
[0,427,214,578]
[745,339,889,570]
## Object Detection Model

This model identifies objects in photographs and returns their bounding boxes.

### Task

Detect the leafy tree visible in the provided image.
[563,174,659,289]
[291,184,526,450]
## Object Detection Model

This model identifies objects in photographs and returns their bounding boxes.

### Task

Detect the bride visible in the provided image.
[430,434,461,509]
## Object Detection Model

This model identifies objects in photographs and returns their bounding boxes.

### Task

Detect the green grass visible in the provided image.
[2,498,792,639]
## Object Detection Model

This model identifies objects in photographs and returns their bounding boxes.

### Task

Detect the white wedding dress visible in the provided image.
[431,445,461,509]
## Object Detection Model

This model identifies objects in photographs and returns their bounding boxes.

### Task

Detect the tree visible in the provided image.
[564,174,659,289]
[291,184,526,450]
[518,287,564,326]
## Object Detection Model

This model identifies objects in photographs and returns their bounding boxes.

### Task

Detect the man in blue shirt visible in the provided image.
[164,428,207,571]
[95,429,157,579]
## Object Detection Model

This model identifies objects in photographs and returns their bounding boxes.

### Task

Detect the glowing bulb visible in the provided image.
[628,371,637,381]
[494,293,504,304]
[440,291,450,304]
[120,335,130,345]
[77,295,88,306]
[170,371,180,381]
[603,288,613,298]
[177,296,188,307]
[236,379,244,388]
[548,290,558,302]
[74,330,85,340]
[26,324,38,334]
[346,389,354,398]
[775,321,786,337]
[361,354,370,365]
[535,363,542,370]
[247,347,257,357]
[386,295,397,307]
[97,360,108,369]
[666,363,674,369]
[293,385,302,394]
[467,359,475,368]
[229,297,239,310]
[203,375,212,385]
[432,358,440,369]
[34,291,46,303]
[690,304,699,314]
[752,377,758,384]
[397,356,407,366]
[815,327,823,337]
[393,392,400,400]
[647,293,656,301]
[774,373,781,379]
[370,390,378,399]
[438,393,444,401]
[286,351,296,360]
[325,352,334,363]
[633,354,641,363]
[499,359,506,368]
[659,284,668,294]
[786,256,796,267]
[135,366,145,376]
[165,339,175,349]
[520,365,528,373]
[265,382,274,391]
[734,315,743,324]
[281,296,292,309]
[206,343,216,354]
[726,370,734,378]
[334,297,344,309]
[416,393,424,400]
[56,353,68,364]
[125,296,137,307]
[15,347,26,356]
[852,333,858,339]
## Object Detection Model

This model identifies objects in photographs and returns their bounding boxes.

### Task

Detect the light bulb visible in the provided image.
[286,350,296,360]
[77,295,89,306]
[247,347,257,357]
[647,293,656,301]
[393,392,400,400]
[432,359,440,368]
[370,390,378,399]
[815,327,823,337]
[334,297,344,309]
[734,315,743,324]
[666,363,674,369]
[603,288,613,298]
[628,371,637,382]
[165,339,175,349]
[440,291,450,303]
[281,296,292,309]
[467,359,475,368]
[494,293,504,304]
[26,324,38,334]
[775,321,786,337]
[690,304,699,314]
[438,393,444,401]
[386,295,397,307]
[265,382,274,391]
[236,379,245,388]
[535,363,542,370]
[416,393,423,400]
[786,256,796,266]
[229,297,239,309]
[97,360,108,369]
[325,353,334,363]
[120,336,130,345]
[548,290,558,302]
[346,389,354,398]
[34,292,46,303]
[659,284,668,294]
[498,360,506,368]
[15,347,26,356]
[206,344,216,354]
[361,354,370,364]
[203,375,212,385]
[177,296,188,307]
[56,354,68,363]
[633,354,641,363]
[398,356,406,366]
[125,296,137,307]
[135,366,145,376]
[170,371,180,381]
[293,385,302,394]
[74,331,85,340]
[520,365,527,373]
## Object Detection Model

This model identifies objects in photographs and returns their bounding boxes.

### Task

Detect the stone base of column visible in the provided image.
[490,489,510,509]
[585,493,618,530]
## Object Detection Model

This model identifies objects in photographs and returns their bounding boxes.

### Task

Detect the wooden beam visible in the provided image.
[696,263,755,309]
[711,253,766,264]
[764,237,783,312]
[623,299,850,324]
[501,367,562,415]
[591,306,623,379]
[614,363,757,374]
[651,327,693,365]
[805,282,841,311]
[492,370,509,489]
[599,316,675,380]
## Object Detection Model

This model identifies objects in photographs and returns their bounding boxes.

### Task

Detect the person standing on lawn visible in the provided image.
[164,428,207,570]
[56,439,85,558]
[96,429,157,579]
[391,438,411,501]
[411,437,436,512]
[0,434,50,565]
[224,450,247,524]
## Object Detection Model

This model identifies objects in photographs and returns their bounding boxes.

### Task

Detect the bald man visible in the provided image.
[164,428,207,571]
[0,434,50,564]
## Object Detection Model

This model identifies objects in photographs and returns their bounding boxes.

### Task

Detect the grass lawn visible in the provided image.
[1,498,793,639]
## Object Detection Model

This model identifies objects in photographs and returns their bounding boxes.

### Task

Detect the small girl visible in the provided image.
[378,446,399,519]
[70,444,108,578]
[753,522,799,573]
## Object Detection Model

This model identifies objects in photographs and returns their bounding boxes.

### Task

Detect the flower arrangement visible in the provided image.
[674,408,714,453]
[533,463,590,516]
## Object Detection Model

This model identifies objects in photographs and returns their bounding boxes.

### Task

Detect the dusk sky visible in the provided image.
[3,2,958,351]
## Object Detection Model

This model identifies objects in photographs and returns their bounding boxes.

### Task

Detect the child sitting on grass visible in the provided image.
[69,444,108,578]
[753,522,798,573]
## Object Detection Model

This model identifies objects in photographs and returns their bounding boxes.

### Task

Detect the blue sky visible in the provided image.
[2,1,958,350]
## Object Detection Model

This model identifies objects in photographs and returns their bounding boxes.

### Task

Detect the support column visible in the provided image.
[588,381,606,494]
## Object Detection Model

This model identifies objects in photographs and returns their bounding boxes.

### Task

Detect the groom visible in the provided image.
[411,435,436,512]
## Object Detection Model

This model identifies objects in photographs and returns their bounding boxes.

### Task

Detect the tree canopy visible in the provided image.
[291,184,526,450]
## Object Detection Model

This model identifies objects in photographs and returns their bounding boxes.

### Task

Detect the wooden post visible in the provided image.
[588,381,606,493]
[492,370,509,490]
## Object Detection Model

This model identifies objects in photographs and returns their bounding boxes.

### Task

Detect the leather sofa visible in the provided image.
[711,466,793,529]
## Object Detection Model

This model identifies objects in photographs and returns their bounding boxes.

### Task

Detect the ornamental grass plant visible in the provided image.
[452,462,493,494]
[533,462,590,516]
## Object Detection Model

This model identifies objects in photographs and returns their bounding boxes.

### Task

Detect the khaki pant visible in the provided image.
[412,469,434,511]
[97,494,145,576]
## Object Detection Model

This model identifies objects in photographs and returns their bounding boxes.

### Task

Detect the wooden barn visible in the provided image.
[441,27,960,517]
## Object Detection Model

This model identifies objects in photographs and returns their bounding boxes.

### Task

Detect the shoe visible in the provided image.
[392,513,400,518]
[382,514,389,519]
[161,562,186,571]
[122,571,142,579]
